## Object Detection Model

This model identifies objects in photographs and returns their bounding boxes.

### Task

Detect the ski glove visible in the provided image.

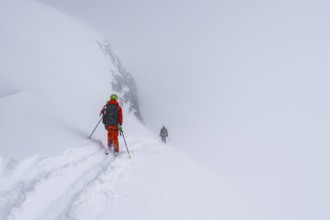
[118,124,123,133]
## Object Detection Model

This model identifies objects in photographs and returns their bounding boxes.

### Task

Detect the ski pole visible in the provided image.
[120,129,131,159]
[89,116,103,139]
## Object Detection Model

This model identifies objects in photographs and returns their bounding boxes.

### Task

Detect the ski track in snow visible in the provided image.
[33,156,111,220]
[0,140,113,220]
[0,137,159,220]
[64,138,161,220]
[1,137,226,220]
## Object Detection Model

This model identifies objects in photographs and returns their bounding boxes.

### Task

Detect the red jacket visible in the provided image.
[100,99,123,125]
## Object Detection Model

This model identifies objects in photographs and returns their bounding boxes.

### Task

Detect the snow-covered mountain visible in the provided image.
[0,0,144,160]
[0,1,257,220]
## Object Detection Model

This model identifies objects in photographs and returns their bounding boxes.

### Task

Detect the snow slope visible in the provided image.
[0,1,260,219]
[0,138,256,220]
[0,0,143,160]
[19,1,330,219]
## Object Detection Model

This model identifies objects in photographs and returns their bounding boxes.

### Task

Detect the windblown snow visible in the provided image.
[0,138,254,220]
[0,0,256,220]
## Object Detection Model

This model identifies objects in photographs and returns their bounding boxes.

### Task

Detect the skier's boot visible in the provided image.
[113,144,120,156]
[106,140,113,154]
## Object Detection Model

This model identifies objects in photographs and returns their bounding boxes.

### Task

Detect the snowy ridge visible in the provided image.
[0,136,252,220]
[97,41,143,122]
[0,0,142,160]
[0,1,257,219]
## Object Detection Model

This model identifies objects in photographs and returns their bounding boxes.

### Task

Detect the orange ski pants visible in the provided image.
[107,125,119,152]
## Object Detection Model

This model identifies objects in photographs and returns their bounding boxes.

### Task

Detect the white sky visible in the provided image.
[39,1,330,218]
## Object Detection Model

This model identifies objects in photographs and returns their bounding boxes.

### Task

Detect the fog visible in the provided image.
[41,0,330,219]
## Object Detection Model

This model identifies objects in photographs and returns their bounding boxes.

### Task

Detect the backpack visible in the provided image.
[160,127,168,137]
[102,103,120,126]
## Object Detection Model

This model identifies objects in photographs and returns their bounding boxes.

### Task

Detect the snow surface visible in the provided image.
[0,138,256,220]
[21,0,330,219]
[0,1,258,219]
[0,0,143,160]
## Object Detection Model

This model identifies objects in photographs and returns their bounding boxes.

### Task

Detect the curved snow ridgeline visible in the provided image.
[0,138,253,220]
[0,1,258,219]
[0,0,142,160]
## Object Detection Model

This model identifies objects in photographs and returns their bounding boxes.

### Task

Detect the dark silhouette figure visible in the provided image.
[159,126,168,143]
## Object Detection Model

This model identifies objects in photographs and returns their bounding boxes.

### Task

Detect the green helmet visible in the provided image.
[110,93,118,101]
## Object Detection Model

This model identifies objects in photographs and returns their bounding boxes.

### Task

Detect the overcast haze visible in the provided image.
[40,0,330,219]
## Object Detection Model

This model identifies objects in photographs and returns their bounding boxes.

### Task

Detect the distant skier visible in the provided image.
[159,126,168,143]
[100,94,123,153]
